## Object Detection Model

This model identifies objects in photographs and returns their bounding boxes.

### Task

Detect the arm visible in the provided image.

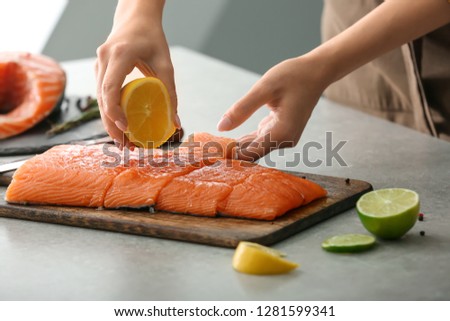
[96,0,179,149]
[314,0,450,83]
[218,0,450,161]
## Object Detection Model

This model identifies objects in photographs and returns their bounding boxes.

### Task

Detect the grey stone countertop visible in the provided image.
[0,47,449,300]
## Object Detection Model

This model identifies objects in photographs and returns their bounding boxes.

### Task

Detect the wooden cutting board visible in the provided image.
[0,172,372,248]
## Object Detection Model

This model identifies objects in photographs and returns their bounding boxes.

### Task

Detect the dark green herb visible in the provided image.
[46,102,100,136]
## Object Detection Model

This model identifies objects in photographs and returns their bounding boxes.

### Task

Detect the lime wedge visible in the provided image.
[357,188,419,240]
[232,241,298,275]
[322,234,376,253]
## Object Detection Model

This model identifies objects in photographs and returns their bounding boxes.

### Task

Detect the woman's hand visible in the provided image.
[218,0,450,161]
[95,0,179,149]
[217,56,329,161]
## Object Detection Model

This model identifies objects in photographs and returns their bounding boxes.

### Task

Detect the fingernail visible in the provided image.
[175,114,181,129]
[115,120,127,132]
[217,116,232,131]
[113,140,123,150]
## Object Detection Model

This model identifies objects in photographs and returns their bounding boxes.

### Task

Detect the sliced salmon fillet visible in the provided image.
[218,170,326,220]
[155,159,321,220]
[5,134,327,220]
[285,174,327,205]
[5,145,123,207]
[104,149,197,208]
[157,179,232,217]
[156,159,256,216]
[181,132,237,160]
[0,52,66,139]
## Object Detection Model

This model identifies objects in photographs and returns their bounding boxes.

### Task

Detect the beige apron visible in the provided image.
[322,0,450,141]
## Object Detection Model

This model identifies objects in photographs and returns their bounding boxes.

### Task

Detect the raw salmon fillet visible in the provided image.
[5,134,327,220]
[218,170,326,220]
[104,149,198,208]
[0,52,66,139]
[181,132,237,159]
[105,146,224,209]
[5,145,123,207]
[156,159,254,216]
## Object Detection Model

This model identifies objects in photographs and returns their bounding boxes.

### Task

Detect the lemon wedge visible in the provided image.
[232,241,299,275]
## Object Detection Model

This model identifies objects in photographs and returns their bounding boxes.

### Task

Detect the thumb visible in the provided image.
[217,81,270,131]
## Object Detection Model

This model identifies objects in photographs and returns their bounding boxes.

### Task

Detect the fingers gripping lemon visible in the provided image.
[120,77,176,149]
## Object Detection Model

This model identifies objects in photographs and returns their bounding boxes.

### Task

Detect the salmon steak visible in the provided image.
[0,52,66,139]
[5,133,327,220]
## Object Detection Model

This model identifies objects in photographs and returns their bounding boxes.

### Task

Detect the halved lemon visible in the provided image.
[232,241,299,275]
[120,77,176,149]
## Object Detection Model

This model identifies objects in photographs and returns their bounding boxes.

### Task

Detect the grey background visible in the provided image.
[43,0,323,74]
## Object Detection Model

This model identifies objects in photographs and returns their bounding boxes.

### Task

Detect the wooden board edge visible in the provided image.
[0,205,240,248]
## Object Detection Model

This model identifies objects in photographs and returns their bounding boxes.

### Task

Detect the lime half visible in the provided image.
[322,234,376,253]
[357,188,419,240]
